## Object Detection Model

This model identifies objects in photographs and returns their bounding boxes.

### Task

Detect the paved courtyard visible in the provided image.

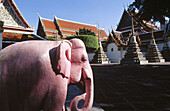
[91,63,170,111]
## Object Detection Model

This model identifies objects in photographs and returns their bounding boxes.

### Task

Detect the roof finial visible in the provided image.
[131,17,135,36]
[37,12,41,19]
[123,3,126,10]
[111,26,113,30]
[97,20,100,42]
[151,24,154,39]
[108,29,111,35]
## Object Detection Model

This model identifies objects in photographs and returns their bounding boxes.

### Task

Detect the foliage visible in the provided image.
[65,35,99,52]
[45,36,58,41]
[129,0,170,23]
[78,28,96,36]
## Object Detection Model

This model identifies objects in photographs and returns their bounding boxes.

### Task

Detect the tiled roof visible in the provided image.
[57,19,98,33]
[42,19,57,30]
[45,30,57,35]
[139,30,164,41]
[61,30,77,35]
[99,29,107,37]
[114,31,122,37]
[38,16,108,39]
[117,10,159,32]
[2,32,40,41]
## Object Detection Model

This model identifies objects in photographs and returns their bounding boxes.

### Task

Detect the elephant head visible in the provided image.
[55,39,94,111]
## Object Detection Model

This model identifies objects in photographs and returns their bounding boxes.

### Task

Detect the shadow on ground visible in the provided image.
[92,64,170,111]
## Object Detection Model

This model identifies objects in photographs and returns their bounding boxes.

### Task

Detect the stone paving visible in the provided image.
[91,63,170,111]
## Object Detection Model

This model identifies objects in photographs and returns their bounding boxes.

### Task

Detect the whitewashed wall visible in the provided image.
[105,43,126,63]
[88,41,170,63]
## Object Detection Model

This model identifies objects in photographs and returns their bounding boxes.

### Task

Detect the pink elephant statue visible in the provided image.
[0,39,94,111]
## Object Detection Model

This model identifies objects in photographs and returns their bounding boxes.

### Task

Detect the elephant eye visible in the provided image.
[81,58,87,62]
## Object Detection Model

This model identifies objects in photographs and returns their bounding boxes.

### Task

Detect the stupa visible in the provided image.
[145,28,165,62]
[161,23,170,62]
[161,42,170,62]
[91,25,110,64]
[121,18,148,65]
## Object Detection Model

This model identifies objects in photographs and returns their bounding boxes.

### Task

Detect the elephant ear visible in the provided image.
[56,40,72,78]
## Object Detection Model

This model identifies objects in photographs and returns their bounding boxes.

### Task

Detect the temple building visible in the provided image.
[104,9,170,63]
[116,9,159,39]
[0,0,44,49]
[37,15,107,41]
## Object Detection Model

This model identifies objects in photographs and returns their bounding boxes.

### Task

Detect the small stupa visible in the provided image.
[91,24,110,64]
[121,18,148,65]
[161,23,170,62]
[145,28,165,62]
[161,42,170,62]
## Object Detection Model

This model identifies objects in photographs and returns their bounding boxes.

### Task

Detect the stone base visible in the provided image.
[121,59,148,65]
[91,60,110,64]
[148,58,165,63]
[66,85,104,111]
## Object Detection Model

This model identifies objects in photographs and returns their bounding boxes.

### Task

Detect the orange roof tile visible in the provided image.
[114,32,121,37]
[61,30,77,35]
[57,19,98,33]
[99,29,107,37]
[42,19,57,30]
[45,30,56,35]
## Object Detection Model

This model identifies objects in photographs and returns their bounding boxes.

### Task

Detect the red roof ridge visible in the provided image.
[54,15,97,27]
[99,28,105,30]
[39,16,54,22]
[114,30,122,34]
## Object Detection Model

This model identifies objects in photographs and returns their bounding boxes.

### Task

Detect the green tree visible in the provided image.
[129,0,170,24]
[65,35,99,53]
[77,27,96,36]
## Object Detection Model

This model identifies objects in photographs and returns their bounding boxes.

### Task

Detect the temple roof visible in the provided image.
[116,9,159,32]
[37,15,58,37]
[41,19,57,31]
[37,15,108,39]
[55,17,98,33]
[0,0,31,28]
[99,29,107,37]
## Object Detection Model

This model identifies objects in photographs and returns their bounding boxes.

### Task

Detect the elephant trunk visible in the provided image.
[70,65,94,111]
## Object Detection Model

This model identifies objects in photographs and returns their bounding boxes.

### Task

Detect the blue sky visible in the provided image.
[14,0,134,34]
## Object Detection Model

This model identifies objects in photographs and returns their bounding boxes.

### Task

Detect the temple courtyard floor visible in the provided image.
[91,63,170,111]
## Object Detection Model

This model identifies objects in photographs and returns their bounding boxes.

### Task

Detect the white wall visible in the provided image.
[105,43,126,63]
[104,40,170,63]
